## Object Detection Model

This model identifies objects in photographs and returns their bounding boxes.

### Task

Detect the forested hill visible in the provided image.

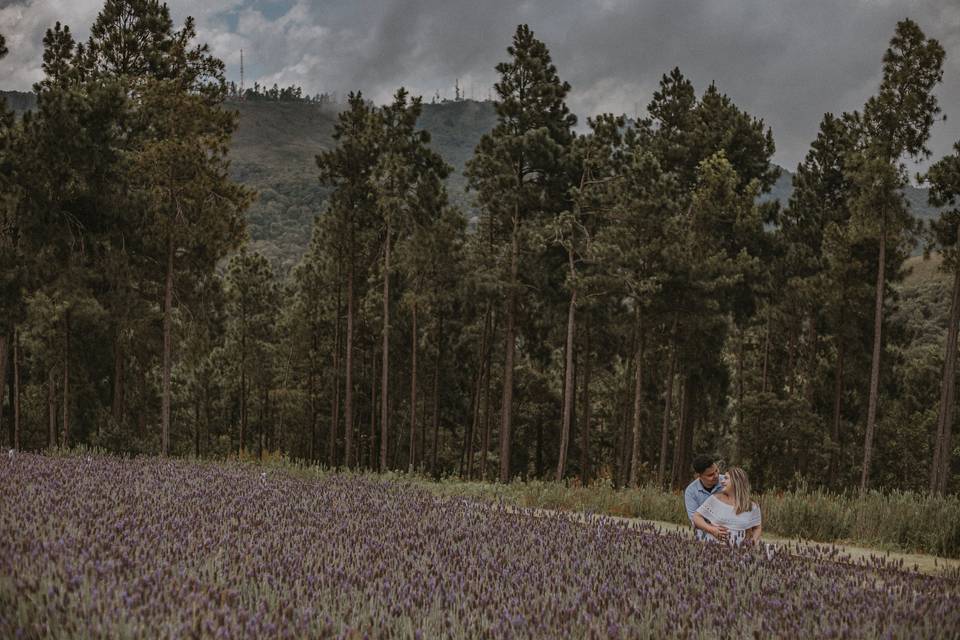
[226,97,499,273]
[0,90,942,274]
[221,97,946,273]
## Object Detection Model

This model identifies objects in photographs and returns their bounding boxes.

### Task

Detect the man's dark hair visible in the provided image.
[692,454,716,474]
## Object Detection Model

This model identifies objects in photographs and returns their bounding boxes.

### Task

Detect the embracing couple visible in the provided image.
[683,454,762,545]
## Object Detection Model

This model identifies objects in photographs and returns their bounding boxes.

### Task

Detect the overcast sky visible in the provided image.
[1,0,958,171]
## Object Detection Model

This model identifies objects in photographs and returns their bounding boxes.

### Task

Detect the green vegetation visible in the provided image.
[0,93,941,276]
[417,478,960,559]
[1,6,958,511]
[229,97,496,274]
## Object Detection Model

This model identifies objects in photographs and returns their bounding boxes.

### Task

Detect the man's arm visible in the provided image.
[684,486,698,524]
[692,512,728,542]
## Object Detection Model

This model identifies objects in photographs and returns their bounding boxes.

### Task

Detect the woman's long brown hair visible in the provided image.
[726,466,753,515]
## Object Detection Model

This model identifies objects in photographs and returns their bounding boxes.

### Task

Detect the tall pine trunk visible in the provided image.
[761,311,771,393]
[330,269,342,467]
[48,367,56,448]
[380,222,392,472]
[736,326,745,434]
[240,323,246,455]
[657,328,677,487]
[203,379,212,457]
[162,236,174,456]
[419,364,427,465]
[257,386,266,460]
[629,307,644,487]
[431,313,443,477]
[500,214,520,483]
[13,328,20,450]
[62,310,70,449]
[617,319,639,487]
[369,349,377,469]
[480,329,495,482]
[830,332,846,487]
[193,397,200,457]
[805,314,818,406]
[409,300,418,471]
[112,331,125,425]
[580,320,592,483]
[861,223,886,492]
[535,413,544,479]
[931,261,960,494]
[556,278,577,482]
[344,257,354,469]
[465,304,491,479]
[308,364,316,461]
[0,332,7,447]
[670,376,691,489]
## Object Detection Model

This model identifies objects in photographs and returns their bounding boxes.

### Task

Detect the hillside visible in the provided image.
[228,97,497,273]
[226,99,339,272]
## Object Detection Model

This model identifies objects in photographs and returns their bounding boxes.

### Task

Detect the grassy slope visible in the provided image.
[903,252,949,288]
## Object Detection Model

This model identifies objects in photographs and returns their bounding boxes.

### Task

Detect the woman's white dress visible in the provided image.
[695,495,762,545]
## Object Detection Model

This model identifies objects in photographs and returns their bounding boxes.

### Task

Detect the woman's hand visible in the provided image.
[710,524,729,542]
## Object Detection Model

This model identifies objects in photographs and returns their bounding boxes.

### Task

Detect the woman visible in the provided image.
[692,466,761,546]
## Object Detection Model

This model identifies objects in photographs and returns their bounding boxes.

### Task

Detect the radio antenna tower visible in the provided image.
[240,49,245,99]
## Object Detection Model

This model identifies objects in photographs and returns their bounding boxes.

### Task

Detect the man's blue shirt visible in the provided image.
[684,476,725,533]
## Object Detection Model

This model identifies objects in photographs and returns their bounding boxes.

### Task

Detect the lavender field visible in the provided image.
[2,453,959,639]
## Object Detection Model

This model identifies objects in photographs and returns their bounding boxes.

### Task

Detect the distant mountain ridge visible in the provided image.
[1,90,943,273]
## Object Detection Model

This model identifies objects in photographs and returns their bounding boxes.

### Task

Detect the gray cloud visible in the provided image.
[1,0,958,170]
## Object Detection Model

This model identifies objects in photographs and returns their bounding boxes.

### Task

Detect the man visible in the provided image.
[684,454,728,542]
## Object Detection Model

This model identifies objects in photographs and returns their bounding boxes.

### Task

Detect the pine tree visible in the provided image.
[780,112,860,484]
[856,19,944,491]
[0,31,15,446]
[132,74,249,455]
[224,249,278,456]
[550,114,625,481]
[923,141,960,494]
[372,88,450,471]
[465,24,575,482]
[316,92,381,469]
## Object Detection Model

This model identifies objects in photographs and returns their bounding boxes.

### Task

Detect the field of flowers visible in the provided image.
[2,452,959,638]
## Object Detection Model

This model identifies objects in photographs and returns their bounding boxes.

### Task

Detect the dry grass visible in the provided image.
[902,251,949,287]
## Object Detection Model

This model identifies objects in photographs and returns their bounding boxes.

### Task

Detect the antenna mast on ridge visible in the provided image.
[240,49,245,99]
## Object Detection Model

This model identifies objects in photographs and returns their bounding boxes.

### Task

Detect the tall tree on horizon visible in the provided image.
[551,114,625,482]
[781,111,860,485]
[316,91,381,468]
[466,24,576,483]
[856,19,944,491]
[372,88,450,472]
[924,140,960,495]
[0,31,16,447]
[224,248,278,456]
